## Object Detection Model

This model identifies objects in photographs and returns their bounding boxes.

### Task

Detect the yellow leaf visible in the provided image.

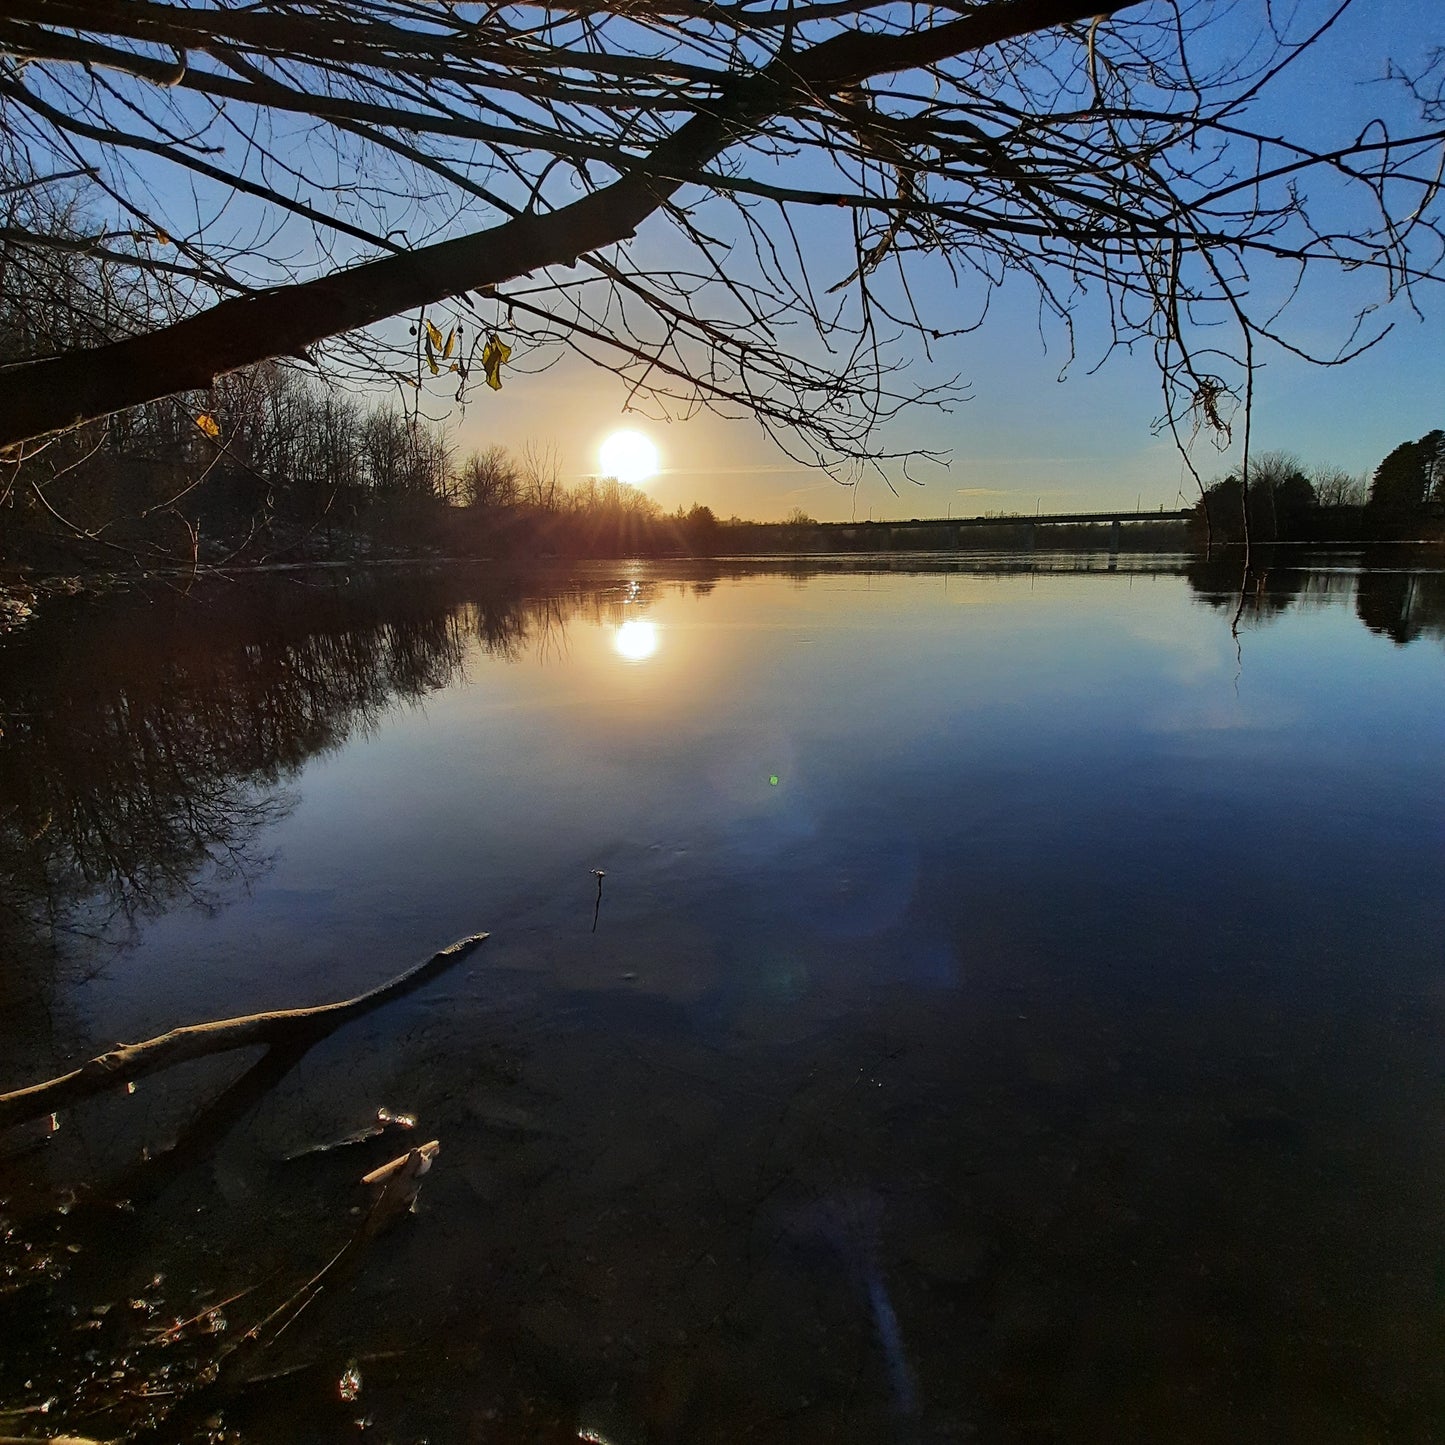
[425,338,439,375]
[195,413,220,438]
[481,332,512,392]
[443,329,456,360]
[155,228,171,246]
[424,319,444,350]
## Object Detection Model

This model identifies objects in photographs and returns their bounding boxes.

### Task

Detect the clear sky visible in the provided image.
[445,0,1445,522]
[44,0,1436,522]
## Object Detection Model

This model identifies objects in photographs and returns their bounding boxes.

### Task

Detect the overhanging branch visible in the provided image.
[0,0,1133,453]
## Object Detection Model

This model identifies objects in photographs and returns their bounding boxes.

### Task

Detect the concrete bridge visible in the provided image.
[818,508,1195,551]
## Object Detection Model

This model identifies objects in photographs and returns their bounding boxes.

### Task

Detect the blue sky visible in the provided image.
[448,0,1445,521]
[23,0,1442,522]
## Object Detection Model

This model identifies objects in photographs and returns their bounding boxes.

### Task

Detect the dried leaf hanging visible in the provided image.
[481,332,511,391]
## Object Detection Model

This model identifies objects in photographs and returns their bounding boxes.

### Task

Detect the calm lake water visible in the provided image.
[2,551,1444,1443]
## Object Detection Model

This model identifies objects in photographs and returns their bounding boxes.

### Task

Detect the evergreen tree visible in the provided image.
[1367,430,1444,513]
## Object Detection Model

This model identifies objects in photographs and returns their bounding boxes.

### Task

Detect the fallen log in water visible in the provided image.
[0,934,488,1132]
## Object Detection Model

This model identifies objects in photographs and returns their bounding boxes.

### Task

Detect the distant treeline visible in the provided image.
[3,327,1441,568]
[1195,439,1445,545]
[0,356,719,567]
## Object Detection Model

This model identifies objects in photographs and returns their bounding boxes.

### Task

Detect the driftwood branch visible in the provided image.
[0,933,488,1132]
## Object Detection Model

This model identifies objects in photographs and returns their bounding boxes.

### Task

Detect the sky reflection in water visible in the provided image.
[1,554,1443,1443]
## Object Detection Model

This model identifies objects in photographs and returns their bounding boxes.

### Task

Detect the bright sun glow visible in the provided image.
[599,429,659,485]
[614,619,659,661]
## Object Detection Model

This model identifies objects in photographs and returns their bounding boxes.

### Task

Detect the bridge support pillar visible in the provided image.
[1109,518,1121,552]
[1025,521,1036,552]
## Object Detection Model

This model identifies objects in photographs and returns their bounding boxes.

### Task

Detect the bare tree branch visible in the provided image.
[0,0,1438,472]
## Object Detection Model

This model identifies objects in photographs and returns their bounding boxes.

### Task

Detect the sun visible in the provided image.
[599,429,659,485]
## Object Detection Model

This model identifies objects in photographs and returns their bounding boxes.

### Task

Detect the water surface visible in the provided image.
[2,553,1443,1443]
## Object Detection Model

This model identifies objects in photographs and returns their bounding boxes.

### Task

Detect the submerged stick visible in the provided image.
[0,1437,107,1444]
[123,1145,440,1445]
[222,1143,439,1377]
[0,934,488,1132]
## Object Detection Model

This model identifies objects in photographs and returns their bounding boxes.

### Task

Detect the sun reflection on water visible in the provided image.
[614,618,659,661]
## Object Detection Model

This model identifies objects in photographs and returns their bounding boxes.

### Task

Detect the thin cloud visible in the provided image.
[784,480,852,498]
[663,464,820,478]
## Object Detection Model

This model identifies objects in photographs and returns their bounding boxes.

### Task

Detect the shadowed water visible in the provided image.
[1,551,1443,1443]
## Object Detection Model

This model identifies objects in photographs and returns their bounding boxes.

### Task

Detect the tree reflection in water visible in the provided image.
[1186,547,1445,643]
[1354,567,1445,645]
[5,552,1438,995]
[0,568,650,1055]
